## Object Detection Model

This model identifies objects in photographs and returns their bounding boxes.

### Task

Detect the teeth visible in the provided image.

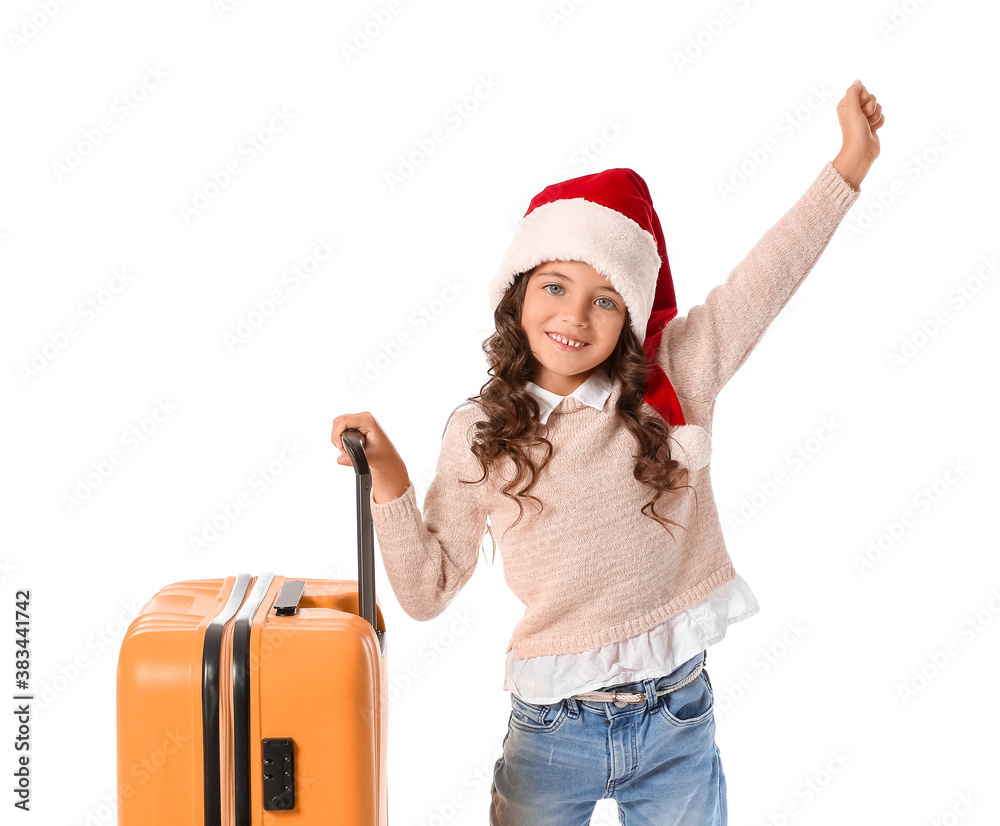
[549,333,584,347]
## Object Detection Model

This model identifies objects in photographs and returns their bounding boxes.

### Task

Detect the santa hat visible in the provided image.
[489,167,711,471]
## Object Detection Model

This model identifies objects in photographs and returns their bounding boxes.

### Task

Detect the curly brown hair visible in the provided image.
[451,267,697,559]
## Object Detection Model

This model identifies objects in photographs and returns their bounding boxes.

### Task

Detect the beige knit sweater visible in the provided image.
[370,161,860,659]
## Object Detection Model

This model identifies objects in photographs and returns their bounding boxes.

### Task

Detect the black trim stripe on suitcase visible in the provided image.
[201,573,253,826]
[233,572,275,826]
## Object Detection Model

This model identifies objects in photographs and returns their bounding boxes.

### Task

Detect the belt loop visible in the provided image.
[565,695,579,716]
[643,677,659,714]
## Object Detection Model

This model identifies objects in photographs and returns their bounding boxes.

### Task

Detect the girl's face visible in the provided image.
[520,260,627,396]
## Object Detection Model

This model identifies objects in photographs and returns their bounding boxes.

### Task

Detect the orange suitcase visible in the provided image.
[116,431,388,825]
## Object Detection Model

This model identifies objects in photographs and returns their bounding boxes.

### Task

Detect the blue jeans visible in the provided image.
[490,650,726,825]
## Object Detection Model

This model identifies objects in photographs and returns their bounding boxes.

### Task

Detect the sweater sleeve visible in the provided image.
[656,161,860,403]
[368,406,490,622]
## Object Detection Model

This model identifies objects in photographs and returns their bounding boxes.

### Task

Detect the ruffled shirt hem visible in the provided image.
[503,575,760,703]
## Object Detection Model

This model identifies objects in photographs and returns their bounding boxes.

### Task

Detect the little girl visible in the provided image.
[333,80,883,826]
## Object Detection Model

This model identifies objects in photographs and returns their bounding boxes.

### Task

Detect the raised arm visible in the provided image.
[657,80,883,402]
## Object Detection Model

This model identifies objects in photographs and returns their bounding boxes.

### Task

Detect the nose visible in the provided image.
[561,295,592,326]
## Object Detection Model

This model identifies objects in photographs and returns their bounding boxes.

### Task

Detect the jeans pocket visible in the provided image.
[509,694,569,734]
[659,669,715,727]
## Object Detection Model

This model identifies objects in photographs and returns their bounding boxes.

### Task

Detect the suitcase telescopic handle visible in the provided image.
[341,429,378,635]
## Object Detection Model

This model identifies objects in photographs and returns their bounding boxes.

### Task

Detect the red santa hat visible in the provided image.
[489,167,711,471]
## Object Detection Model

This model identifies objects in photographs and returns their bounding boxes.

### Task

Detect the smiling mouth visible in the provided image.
[547,332,589,348]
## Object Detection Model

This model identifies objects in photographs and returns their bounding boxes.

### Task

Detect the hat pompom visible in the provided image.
[668,424,712,471]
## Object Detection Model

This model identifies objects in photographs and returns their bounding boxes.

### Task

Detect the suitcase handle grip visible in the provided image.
[341,429,378,636]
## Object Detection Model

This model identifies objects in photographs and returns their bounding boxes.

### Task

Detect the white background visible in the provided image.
[3,0,999,824]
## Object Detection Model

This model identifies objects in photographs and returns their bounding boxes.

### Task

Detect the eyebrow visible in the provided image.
[532,269,622,296]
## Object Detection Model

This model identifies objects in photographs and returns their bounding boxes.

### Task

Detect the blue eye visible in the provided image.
[543,284,617,310]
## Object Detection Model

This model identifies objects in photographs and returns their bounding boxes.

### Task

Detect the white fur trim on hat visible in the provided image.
[489,197,661,343]
[668,424,712,472]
